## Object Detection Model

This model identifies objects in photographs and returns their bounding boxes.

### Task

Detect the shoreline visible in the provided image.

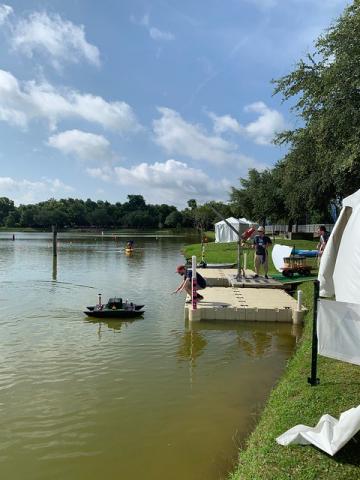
[183,239,360,480]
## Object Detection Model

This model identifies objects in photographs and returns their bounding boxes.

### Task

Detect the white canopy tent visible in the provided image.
[318,187,360,303]
[277,189,360,455]
[316,187,360,367]
[215,217,253,243]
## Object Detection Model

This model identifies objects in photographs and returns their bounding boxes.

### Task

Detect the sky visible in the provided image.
[0,0,350,207]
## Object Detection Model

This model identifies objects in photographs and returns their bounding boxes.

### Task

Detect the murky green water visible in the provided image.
[0,232,298,480]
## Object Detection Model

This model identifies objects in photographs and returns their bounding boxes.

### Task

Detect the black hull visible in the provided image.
[86,304,144,312]
[84,309,145,319]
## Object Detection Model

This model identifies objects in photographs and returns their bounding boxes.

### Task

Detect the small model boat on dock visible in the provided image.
[84,296,145,318]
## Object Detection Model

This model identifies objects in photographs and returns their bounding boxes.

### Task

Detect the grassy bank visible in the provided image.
[183,237,318,272]
[183,239,360,480]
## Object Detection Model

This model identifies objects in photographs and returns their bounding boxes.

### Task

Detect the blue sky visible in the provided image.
[0,0,350,207]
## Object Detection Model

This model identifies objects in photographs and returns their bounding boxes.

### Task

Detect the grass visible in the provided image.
[183,238,360,480]
[183,236,318,273]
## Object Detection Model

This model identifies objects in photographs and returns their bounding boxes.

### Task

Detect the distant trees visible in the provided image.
[164,210,183,228]
[0,197,16,226]
[0,195,232,231]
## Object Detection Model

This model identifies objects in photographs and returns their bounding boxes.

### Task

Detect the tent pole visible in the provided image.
[308,280,320,386]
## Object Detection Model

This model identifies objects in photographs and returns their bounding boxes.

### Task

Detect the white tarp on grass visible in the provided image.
[215,217,252,243]
[276,405,360,456]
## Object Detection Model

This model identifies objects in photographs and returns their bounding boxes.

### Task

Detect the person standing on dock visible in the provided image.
[253,226,272,279]
[173,265,206,302]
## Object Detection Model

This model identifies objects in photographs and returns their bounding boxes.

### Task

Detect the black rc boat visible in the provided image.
[84,296,145,319]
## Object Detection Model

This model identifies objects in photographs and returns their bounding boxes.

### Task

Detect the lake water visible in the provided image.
[0,232,298,480]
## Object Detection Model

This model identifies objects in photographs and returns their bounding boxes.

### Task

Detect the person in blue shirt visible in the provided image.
[173,265,206,301]
[253,226,272,279]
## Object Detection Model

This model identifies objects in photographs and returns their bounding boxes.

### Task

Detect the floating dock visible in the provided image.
[198,268,285,289]
[185,287,305,323]
[185,268,307,324]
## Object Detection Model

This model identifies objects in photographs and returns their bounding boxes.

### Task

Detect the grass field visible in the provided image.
[183,235,318,274]
[183,238,360,480]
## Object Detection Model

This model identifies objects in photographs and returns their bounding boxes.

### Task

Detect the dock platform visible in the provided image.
[184,287,306,323]
[198,268,285,289]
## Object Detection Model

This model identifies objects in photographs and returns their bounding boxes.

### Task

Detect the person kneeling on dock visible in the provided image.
[173,265,206,302]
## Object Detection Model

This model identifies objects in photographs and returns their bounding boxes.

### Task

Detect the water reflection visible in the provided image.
[186,320,300,363]
[177,330,208,363]
[236,330,273,358]
[52,255,57,281]
[84,317,138,336]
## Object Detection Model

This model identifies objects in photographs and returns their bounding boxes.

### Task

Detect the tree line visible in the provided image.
[0,195,233,230]
[231,1,360,228]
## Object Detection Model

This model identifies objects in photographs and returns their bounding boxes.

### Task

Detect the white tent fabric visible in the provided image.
[318,299,360,365]
[215,217,252,243]
[276,405,360,456]
[271,245,293,272]
[318,188,360,302]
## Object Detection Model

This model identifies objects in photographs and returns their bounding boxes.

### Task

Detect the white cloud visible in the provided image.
[87,159,231,206]
[243,101,286,145]
[9,11,100,70]
[153,107,254,166]
[131,13,174,42]
[0,106,27,127]
[209,101,286,145]
[0,69,140,132]
[0,176,74,204]
[48,130,115,162]
[149,27,174,41]
[210,113,243,135]
[0,3,12,25]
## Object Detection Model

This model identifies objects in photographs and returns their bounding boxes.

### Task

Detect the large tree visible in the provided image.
[273,0,360,215]
[230,168,287,226]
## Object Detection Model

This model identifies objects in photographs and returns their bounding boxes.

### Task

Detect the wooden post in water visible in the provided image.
[52,225,57,257]
[52,255,57,281]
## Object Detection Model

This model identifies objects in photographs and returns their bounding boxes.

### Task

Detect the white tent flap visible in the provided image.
[276,405,360,456]
[319,187,360,302]
[271,245,293,272]
[317,299,360,366]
